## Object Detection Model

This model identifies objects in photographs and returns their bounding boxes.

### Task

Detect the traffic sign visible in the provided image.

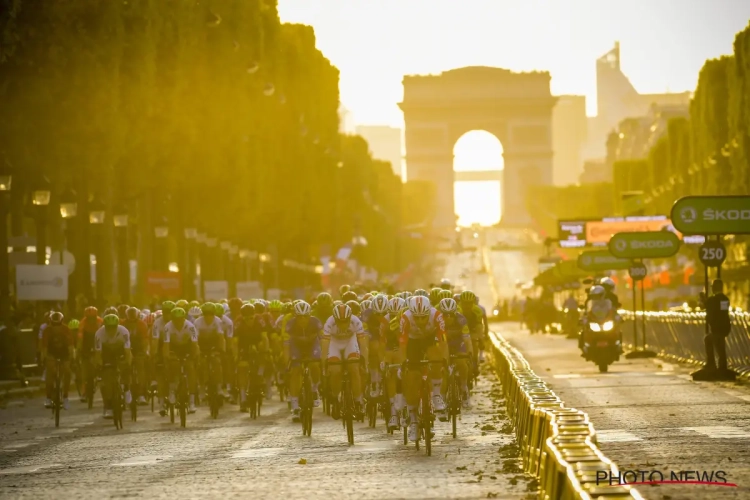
[671,195,750,235]
[628,262,647,281]
[698,240,727,267]
[608,231,681,259]
[576,250,631,271]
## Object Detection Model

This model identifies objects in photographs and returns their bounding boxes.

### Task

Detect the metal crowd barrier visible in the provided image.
[620,310,750,378]
[487,331,643,500]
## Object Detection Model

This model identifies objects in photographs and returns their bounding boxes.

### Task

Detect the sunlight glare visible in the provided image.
[453,131,503,225]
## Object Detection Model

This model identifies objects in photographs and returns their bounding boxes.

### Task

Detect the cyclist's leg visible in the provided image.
[309,339,322,396]
[119,358,131,403]
[368,340,382,397]
[135,354,148,397]
[80,356,91,399]
[61,360,71,399]
[101,366,113,411]
[345,336,363,405]
[236,360,249,408]
[327,338,346,397]
[44,357,56,400]
[168,355,179,401]
[211,352,223,394]
[357,334,369,396]
[223,351,235,396]
[288,342,302,412]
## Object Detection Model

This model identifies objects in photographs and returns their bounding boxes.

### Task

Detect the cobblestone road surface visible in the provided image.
[0,366,535,499]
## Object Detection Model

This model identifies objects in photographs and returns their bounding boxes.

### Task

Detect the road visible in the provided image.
[0,368,535,499]
[441,230,750,500]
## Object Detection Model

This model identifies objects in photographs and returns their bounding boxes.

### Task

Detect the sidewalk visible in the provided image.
[0,376,44,401]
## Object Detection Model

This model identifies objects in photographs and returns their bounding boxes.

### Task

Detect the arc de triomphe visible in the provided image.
[399,67,556,228]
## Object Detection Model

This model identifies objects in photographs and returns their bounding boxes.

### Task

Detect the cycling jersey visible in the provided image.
[78,317,103,357]
[444,313,470,341]
[360,309,385,342]
[278,313,294,341]
[218,314,234,339]
[312,306,333,324]
[94,325,131,364]
[285,316,323,362]
[43,324,74,360]
[193,316,224,353]
[122,319,149,355]
[399,309,445,344]
[323,316,364,340]
[379,313,401,350]
[459,304,484,334]
[163,320,198,357]
[235,315,266,359]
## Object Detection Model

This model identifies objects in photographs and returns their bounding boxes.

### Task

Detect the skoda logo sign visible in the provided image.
[679,206,697,224]
[614,239,628,252]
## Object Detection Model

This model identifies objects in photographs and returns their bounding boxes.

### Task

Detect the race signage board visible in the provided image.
[576,250,631,272]
[608,231,681,259]
[698,240,727,267]
[671,195,750,235]
[236,281,263,299]
[628,262,648,281]
[203,280,229,300]
[16,265,68,301]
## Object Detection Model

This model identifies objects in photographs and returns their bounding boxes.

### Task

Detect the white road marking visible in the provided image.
[112,455,173,466]
[596,430,642,443]
[50,428,77,434]
[0,463,63,475]
[553,374,581,379]
[231,447,283,459]
[681,426,750,439]
[721,390,750,403]
[3,442,33,449]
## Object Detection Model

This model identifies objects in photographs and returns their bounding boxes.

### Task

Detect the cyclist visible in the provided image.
[122,307,150,405]
[400,295,448,441]
[94,314,132,419]
[77,306,102,403]
[382,297,407,430]
[151,301,175,410]
[458,291,485,368]
[439,278,452,291]
[194,303,226,399]
[227,297,244,322]
[41,312,74,410]
[215,303,236,401]
[322,303,365,419]
[162,307,199,414]
[429,287,443,308]
[437,298,473,408]
[284,301,323,421]
[361,295,389,399]
[235,303,269,412]
[313,292,334,324]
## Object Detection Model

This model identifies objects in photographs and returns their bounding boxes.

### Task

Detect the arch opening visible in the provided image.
[452,130,504,227]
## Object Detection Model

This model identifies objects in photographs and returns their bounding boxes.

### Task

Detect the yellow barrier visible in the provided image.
[488,331,644,499]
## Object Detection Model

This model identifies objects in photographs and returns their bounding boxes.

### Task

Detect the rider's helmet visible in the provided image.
[189,300,200,308]
[162,301,176,312]
[175,300,189,310]
[50,311,64,325]
[600,277,615,291]
[170,307,186,320]
[201,303,215,316]
[68,319,80,330]
[453,293,461,302]
[346,300,361,317]
[588,285,606,300]
[103,314,120,327]
[125,307,140,321]
[316,292,333,307]
[333,300,343,306]
[388,297,406,315]
[339,284,351,297]
[213,303,225,316]
[409,295,431,317]
[362,293,373,301]
[429,287,443,305]
[188,306,201,317]
[282,302,294,315]
[268,300,283,312]
[240,304,254,317]
[84,306,98,318]
[342,291,358,303]
[332,303,352,321]
[402,291,412,299]
[371,295,389,314]
[439,289,452,300]
[360,299,372,311]
[117,304,129,318]
[413,289,428,297]
[293,301,312,316]
[228,297,243,310]
[253,301,266,314]
[437,298,458,315]
[439,278,451,290]
[459,290,476,303]
[104,306,118,317]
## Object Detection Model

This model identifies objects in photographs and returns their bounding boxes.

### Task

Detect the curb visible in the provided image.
[488,330,644,500]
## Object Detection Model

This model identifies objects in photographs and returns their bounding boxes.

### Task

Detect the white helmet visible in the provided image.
[293,301,312,316]
[372,295,389,314]
[189,306,201,317]
[409,295,431,317]
[437,297,458,315]
[332,303,352,321]
[589,285,606,299]
[388,297,406,315]
[222,303,230,314]
[600,277,615,290]
[360,299,372,311]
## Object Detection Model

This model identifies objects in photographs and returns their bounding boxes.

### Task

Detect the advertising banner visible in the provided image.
[203,281,229,300]
[577,250,631,272]
[586,219,674,245]
[16,265,68,301]
[608,231,681,259]
[671,195,750,235]
[145,271,182,299]
[236,281,263,300]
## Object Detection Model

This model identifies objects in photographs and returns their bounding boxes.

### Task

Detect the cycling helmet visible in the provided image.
[188,306,201,317]
[240,304,254,316]
[342,291,358,303]
[402,291,412,299]
[141,308,151,316]
[282,302,294,314]
[370,290,380,296]
[600,277,615,290]
[103,314,119,327]
[588,285,606,299]
[117,304,129,318]
[332,303,352,321]
[409,295,431,317]
[212,303,224,316]
[413,289,428,297]
[316,292,333,307]
[459,290,476,303]
[439,278,451,290]
[437,298,458,315]
[439,289,452,300]
[429,287,443,304]
[388,297,406,315]
[171,307,186,319]
[293,301,312,316]
[333,300,343,306]
[360,299,372,311]
[189,300,200,308]
[125,307,139,321]
[222,303,230,314]
[371,295,389,314]
[253,301,266,314]
[84,306,98,318]
[346,300,361,316]
[68,319,80,330]
[269,300,283,312]
[339,284,351,296]
[201,303,215,315]
[104,306,118,317]
[175,300,189,309]
[50,311,64,324]
[228,297,243,310]
[162,301,176,312]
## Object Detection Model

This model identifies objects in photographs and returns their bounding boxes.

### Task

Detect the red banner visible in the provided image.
[145,271,182,299]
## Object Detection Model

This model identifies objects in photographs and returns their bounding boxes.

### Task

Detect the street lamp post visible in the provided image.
[113,204,129,303]
[196,232,207,299]
[229,244,239,297]
[88,198,106,305]
[184,227,197,299]
[59,187,78,263]
[0,167,12,322]
[32,178,52,266]
[154,216,169,272]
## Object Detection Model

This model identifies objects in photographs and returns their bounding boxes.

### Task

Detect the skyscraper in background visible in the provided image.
[355,125,403,178]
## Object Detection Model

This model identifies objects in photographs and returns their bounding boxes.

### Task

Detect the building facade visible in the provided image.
[551,95,587,186]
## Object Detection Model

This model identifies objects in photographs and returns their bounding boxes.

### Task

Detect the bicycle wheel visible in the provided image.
[344,387,354,445]
[425,415,432,456]
[112,387,122,430]
[178,384,187,427]
[449,375,458,438]
[170,403,175,424]
[87,374,95,410]
[54,373,61,428]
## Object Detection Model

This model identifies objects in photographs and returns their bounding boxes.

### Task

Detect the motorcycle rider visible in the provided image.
[600,277,621,309]
[578,285,611,350]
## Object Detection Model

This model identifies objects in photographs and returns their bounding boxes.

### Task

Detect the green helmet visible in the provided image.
[68,319,80,330]
[189,300,200,308]
[214,303,225,316]
[171,307,186,319]
[162,301,176,312]
[429,287,443,303]
[316,292,333,307]
[460,290,476,302]
[439,289,452,300]
[175,299,189,309]
[103,314,119,327]
[201,303,215,315]
[269,300,283,312]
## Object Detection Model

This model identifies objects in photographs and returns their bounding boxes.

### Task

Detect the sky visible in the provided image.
[278,1,750,225]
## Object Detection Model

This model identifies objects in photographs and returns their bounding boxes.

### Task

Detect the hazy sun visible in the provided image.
[453,131,504,226]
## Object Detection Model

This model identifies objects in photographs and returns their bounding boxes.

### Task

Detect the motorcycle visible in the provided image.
[580,307,622,373]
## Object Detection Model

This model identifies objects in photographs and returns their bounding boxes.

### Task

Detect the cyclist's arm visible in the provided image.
[436,313,449,361]
[122,330,132,365]
[398,316,409,361]
[461,324,473,354]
